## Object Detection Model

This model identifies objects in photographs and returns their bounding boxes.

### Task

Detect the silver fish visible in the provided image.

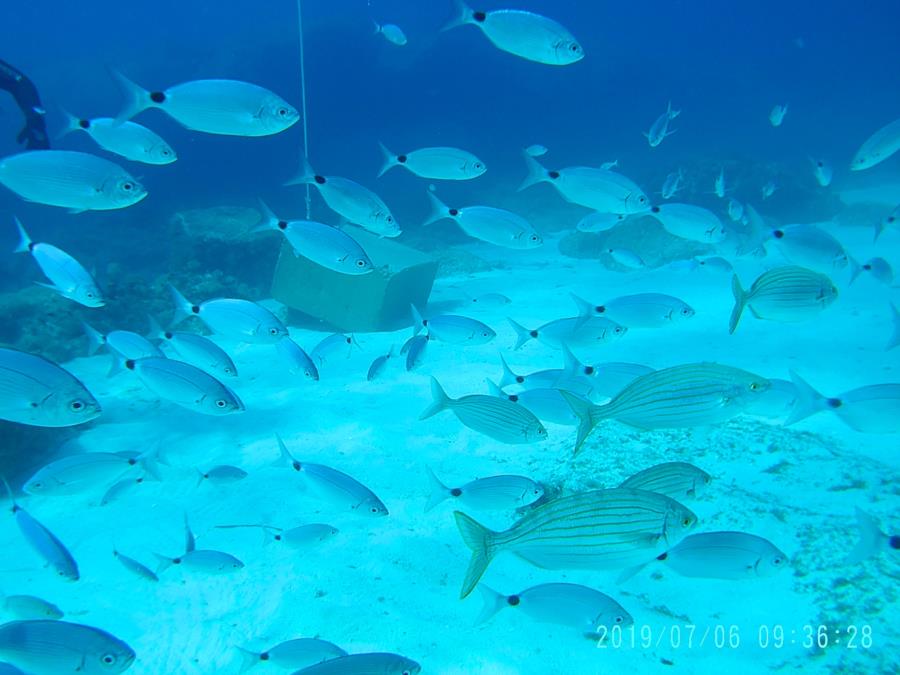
[559,345,653,399]
[743,377,798,419]
[507,316,626,350]
[100,477,145,506]
[767,223,848,272]
[279,524,340,548]
[14,219,103,307]
[24,451,151,496]
[607,247,645,269]
[519,155,650,214]
[655,531,788,580]
[846,508,898,564]
[373,21,407,46]
[851,117,900,171]
[712,168,727,198]
[113,71,298,137]
[84,323,162,363]
[0,595,63,621]
[644,101,679,147]
[475,583,632,634]
[276,338,319,381]
[170,285,289,343]
[311,333,357,368]
[850,257,893,286]
[286,158,400,237]
[564,363,770,454]
[423,192,541,249]
[727,198,744,222]
[576,211,627,233]
[729,266,838,334]
[0,347,101,427]
[875,203,899,241]
[255,200,374,275]
[769,104,788,127]
[467,292,511,307]
[649,203,726,243]
[787,372,900,433]
[277,436,388,516]
[761,180,778,199]
[485,379,581,425]
[147,317,236,379]
[411,305,495,344]
[810,157,833,187]
[58,112,176,164]
[618,462,711,500]
[197,465,247,486]
[156,518,244,575]
[4,484,79,581]
[660,169,683,200]
[291,652,421,675]
[420,377,548,444]
[443,0,583,66]
[0,151,146,212]
[401,334,429,371]
[498,355,593,397]
[425,467,543,512]
[366,347,394,382]
[124,357,244,415]
[113,549,158,582]
[238,637,347,672]
[525,144,548,157]
[0,620,135,674]
[570,292,695,328]
[378,143,485,180]
[455,487,698,598]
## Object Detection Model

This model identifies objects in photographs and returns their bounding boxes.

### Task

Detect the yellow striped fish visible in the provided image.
[420,377,547,444]
[729,266,838,334]
[562,363,769,454]
[454,487,697,598]
[619,462,712,500]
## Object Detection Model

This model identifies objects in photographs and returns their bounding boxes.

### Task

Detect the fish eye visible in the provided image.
[225,367,234,374]
[773,556,784,566]
[386,215,394,223]
[278,108,288,116]
[570,43,580,52]
[268,327,280,336]
[355,258,368,267]
[530,234,540,242]
[215,399,227,408]
[615,615,624,623]
[122,182,133,191]
[70,400,85,411]
[682,517,692,526]
[101,653,117,665]
[475,162,484,170]
[749,382,761,391]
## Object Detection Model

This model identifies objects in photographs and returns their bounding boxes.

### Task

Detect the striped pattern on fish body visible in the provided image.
[0,348,101,427]
[564,363,770,454]
[455,487,697,597]
[619,462,712,500]
[421,377,547,444]
[0,150,146,211]
[729,266,838,333]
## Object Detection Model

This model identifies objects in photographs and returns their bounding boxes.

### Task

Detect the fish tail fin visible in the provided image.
[236,647,262,673]
[846,507,887,564]
[146,314,165,341]
[82,321,105,356]
[106,349,129,377]
[410,304,425,336]
[454,511,497,599]
[152,553,174,575]
[422,190,450,227]
[728,273,747,334]
[517,153,549,192]
[54,107,83,140]
[848,256,863,285]
[376,141,398,177]
[560,342,584,374]
[441,0,475,32]
[424,466,451,512]
[561,390,596,456]
[110,69,153,124]
[13,216,32,254]
[498,353,519,388]
[273,433,300,470]
[420,376,451,420]
[252,198,279,233]
[284,156,316,187]
[473,583,507,625]
[195,468,208,487]
[168,284,194,327]
[616,562,649,584]
[886,303,900,351]
[507,317,533,350]
[137,446,163,481]
[484,378,504,397]
[569,292,595,319]
[785,370,831,426]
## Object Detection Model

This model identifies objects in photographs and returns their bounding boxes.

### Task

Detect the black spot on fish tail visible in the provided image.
[191,305,200,314]
[260,652,270,661]
[398,154,407,163]
[508,394,519,402]
[584,366,595,375]
[596,305,605,313]
[548,170,560,179]
[507,594,520,606]
[150,91,166,103]
[529,330,538,338]
[278,220,288,230]
[773,229,785,238]
[826,397,842,409]
[449,208,459,216]
[273,535,281,542]
[78,119,90,129]
[164,332,173,339]
[314,175,326,184]
[473,11,486,22]
[651,206,660,213]
[515,375,524,383]
[450,488,463,497]
[656,552,668,561]
[124,360,136,370]
[889,535,900,549]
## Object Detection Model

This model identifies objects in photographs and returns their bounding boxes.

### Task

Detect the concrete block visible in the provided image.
[271,226,438,332]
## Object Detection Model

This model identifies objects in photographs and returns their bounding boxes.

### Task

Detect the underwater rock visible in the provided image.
[171,205,261,243]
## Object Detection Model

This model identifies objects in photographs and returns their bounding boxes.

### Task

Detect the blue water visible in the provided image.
[1,1,899,673]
